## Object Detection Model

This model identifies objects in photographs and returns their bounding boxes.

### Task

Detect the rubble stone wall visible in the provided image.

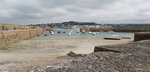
[0,29,43,45]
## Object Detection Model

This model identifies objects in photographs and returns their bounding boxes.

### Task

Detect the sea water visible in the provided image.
[31,29,134,40]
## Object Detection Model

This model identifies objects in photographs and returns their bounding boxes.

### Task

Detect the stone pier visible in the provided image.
[0,28,44,46]
[134,32,150,41]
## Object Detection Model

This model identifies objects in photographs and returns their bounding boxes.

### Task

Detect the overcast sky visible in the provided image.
[0,0,150,24]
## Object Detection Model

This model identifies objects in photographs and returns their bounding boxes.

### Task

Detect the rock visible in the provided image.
[67,51,77,57]
[32,40,150,72]
[94,46,121,53]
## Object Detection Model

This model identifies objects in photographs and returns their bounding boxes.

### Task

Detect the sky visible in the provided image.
[0,0,150,25]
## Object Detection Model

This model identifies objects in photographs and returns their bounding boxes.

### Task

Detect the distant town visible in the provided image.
[30,21,150,29]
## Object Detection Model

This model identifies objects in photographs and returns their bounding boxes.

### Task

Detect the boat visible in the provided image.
[44,34,48,36]
[51,31,55,35]
[107,31,115,34]
[104,37,121,40]
[81,30,86,33]
[104,35,121,40]
[96,32,99,33]
[68,32,72,36]
[92,32,96,35]
[120,36,131,39]
[57,31,61,33]
[37,34,40,36]
[63,32,66,33]
[89,32,92,34]
[112,35,131,39]
[76,31,80,33]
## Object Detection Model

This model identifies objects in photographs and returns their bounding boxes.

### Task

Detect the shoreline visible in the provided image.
[0,38,133,71]
[32,40,150,72]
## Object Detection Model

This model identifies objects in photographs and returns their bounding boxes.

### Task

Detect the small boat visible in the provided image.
[57,31,61,33]
[68,32,72,36]
[76,31,80,33]
[51,32,55,35]
[37,34,40,36]
[63,32,66,33]
[50,31,55,35]
[120,36,131,39]
[107,31,115,34]
[104,35,121,40]
[92,32,96,35]
[81,30,86,33]
[112,35,131,39]
[44,34,48,36]
[89,32,92,34]
[104,37,121,40]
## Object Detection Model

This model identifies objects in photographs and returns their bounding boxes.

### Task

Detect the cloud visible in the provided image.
[0,0,150,24]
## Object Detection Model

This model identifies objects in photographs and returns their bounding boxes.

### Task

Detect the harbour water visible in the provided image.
[31,29,134,39]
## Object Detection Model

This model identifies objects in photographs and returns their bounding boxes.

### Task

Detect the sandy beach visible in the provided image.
[0,38,134,71]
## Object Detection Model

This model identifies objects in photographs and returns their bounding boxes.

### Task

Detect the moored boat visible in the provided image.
[44,34,48,36]
[112,35,131,39]
[50,31,55,35]
[57,31,61,33]
[120,36,131,39]
[107,31,115,34]
[37,34,40,36]
[92,32,96,35]
[68,32,72,36]
[104,37,121,40]
[68,31,73,36]
[89,32,92,34]
[76,31,80,33]
[63,32,66,33]
[104,35,121,40]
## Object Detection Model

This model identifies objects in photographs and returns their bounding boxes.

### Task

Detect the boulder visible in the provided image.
[67,51,77,57]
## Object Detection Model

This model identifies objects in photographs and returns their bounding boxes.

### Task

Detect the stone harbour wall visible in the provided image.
[0,28,43,46]
[134,32,150,41]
